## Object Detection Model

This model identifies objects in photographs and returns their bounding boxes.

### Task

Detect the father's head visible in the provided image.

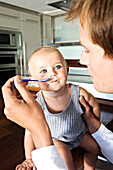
[66,0,113,93]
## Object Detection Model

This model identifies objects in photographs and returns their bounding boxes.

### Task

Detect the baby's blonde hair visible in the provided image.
[28,46,67,76]
[29,46,67,66]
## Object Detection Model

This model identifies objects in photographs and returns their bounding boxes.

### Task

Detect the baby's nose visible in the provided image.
[50,71,56,78]
[50,74,55,78]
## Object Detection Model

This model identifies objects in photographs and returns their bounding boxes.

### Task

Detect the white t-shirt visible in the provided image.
[92,123,113,164]
[32,145,68,170]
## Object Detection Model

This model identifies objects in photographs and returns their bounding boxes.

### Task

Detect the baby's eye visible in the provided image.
[55,65,61,70]
[41,69,47,73]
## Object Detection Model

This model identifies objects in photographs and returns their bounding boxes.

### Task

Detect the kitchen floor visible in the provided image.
[0,118,25,169]
[0,90,25,169]
[78,158,113,170]
[95,158,113,170]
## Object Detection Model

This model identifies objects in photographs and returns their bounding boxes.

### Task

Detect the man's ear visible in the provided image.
[67,66,69,75]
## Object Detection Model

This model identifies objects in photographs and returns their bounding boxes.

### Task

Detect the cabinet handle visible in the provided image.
[23,41,27,76]
[44,23,47,39]
[0,26,19,31]
[0,13,19,19]
[26,19,38,24]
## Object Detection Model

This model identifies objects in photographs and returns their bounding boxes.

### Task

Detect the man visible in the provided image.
[66,0,113,163]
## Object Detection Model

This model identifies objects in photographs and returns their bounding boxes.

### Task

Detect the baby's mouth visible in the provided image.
[50,79,59,84]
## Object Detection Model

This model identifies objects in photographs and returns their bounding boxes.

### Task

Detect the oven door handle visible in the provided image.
[0,51,17,55]
[0,68,16,71]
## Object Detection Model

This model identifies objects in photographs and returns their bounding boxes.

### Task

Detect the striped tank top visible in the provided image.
[36,84,86,149]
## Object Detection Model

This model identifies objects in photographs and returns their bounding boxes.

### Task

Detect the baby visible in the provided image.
[16,46,100,170]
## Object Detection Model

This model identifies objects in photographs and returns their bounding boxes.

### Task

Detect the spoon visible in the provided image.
[11,78,50,85]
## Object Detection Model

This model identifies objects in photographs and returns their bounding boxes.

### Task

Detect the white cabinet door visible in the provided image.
[0,6,21,31]
[42,15,52,45]
[21,12,41,75]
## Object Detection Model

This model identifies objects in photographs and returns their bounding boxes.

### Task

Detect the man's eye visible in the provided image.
[41,69,47,73]
[83,48,89,54]
[85,50,89,53]
[56,65,61,70]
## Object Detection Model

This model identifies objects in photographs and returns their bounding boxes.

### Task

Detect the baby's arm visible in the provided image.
[24,129,36,158]
[16,129,36,170]
[79,87,100,120]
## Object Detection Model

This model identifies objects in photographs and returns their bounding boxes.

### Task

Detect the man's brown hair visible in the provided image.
[66,0,113,58]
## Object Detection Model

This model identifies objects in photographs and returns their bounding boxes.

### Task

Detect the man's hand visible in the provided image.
[2,75,53,148]
[79,95,101,134]
[2,76,43,130]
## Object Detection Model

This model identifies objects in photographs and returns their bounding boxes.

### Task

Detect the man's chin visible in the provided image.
[93,84,103,93]
[93,83,111,94]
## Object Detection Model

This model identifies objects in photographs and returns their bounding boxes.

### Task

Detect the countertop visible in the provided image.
[67,80,113,101]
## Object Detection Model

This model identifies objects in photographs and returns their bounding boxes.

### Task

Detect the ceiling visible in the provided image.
[0,0,66,16]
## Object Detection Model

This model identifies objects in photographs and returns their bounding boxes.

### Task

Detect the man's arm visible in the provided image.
[32,145,68,170]
[92,124,113,164]
[2,75,68,170]
[79,95,113,163]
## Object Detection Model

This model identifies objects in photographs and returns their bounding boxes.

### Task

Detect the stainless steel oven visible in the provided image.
[0,68,17,87]
[0,30,23,88]
[0,30,22,48]
[0,50,18,67]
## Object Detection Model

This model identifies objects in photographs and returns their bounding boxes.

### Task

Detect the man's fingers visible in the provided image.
[14,76,35,104]
[79,95,90,113]
[2,76,16,106]
[2,75,35,106]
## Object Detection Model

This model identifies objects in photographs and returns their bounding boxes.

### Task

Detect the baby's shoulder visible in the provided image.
[79,87,91,101]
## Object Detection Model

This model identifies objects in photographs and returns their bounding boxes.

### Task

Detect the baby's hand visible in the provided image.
[16,159,36,170]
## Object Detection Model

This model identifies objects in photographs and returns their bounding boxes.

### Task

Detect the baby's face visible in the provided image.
[29,52,68,91]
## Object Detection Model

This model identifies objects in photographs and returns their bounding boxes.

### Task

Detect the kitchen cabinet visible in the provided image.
[20,12,41,75]
[0,5,42,75]
[42,15,52,45]
[0,6,21,31]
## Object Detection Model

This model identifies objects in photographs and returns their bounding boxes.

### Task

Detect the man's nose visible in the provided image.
[80,49,89,66]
